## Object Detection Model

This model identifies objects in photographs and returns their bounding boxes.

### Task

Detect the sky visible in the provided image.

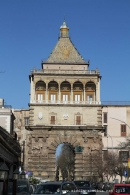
[0,0,130,109]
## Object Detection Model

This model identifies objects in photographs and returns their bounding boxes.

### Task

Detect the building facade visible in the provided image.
[24,21,104,180]
[0,99,21,179]
[102,105,130,160]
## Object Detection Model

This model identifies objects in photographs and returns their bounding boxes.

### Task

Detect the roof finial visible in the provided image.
[60,18,69,38]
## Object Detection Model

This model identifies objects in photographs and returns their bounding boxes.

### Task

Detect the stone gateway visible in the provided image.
[25,21,104,180]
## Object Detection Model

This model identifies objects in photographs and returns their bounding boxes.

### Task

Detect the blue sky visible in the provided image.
[0,0,130,109]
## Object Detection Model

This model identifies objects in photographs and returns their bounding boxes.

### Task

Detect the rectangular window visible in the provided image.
[121,125,126,136]
[103,150,108,159]
[50,94,56,102]
[87,95,92,102]
[75,95,80,102]
[38,94,43,101]
[119,151,129,162]
[76,116,81,125]
[103,112,107,123]
[24,118,29,126]
[104,125,107,136]
[50,116,55,124]
[63,95,68,102]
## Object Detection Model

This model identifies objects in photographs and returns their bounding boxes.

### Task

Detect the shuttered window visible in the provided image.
[121,125,126,136]
[76,116,81,125]
[63,95,68,102]
[38,94,43,101]
[50,94,56,102]
[87,95,92,102]
[103,112,107,123]
[51,116,55,124]
[75,95,80,102]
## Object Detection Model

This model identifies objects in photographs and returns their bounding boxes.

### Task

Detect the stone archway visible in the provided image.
[55,142,75,181]
[25,127,103,181]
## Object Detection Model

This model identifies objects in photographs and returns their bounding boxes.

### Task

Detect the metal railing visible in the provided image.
[30,69,100,75]
[30,100,101,105]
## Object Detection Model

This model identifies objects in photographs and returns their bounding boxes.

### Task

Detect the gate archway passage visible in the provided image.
[26,126,104,181]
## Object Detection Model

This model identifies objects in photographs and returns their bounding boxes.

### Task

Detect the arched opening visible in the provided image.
[73,81,83,103]
[55,143,75,181]
[60,81,71,102]
[35,81,46,102]
[48,81,58,102]
[85,81,96,102]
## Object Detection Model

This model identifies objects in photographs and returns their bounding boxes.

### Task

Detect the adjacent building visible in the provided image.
[102,105,130,162]
[0,99,21,178]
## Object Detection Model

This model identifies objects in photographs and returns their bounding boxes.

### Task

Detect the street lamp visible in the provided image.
[13,165,20,180]
[20,170,26,179]
[0,161,9,180]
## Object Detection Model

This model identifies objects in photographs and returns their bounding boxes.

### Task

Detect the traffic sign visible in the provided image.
[124,170,127,177]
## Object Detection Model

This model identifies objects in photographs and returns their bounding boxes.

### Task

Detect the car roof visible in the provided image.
[74,180,90,182]
[114,184,130,186]
[39,181,74,185]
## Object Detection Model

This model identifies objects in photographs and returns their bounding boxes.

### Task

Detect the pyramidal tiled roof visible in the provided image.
[46,21,86,64]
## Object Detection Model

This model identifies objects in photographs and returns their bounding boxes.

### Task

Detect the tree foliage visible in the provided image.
[91,151,126,183]
[56,143,75,181]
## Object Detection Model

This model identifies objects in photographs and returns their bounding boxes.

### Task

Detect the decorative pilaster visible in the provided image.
[59,83,61,101]
[71,84,73,102]
[46,83,48,102]
[83,85,85,102]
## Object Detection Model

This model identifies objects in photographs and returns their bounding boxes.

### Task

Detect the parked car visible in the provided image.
[32,181,80,195]
[74,181,91,188]
[8,179,33,195]
[74,180,96,195]
[109,183,130,195]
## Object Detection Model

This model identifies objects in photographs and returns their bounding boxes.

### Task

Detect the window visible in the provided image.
[62,183,77,191]
[63,95,68,102]
[121,125,126,136]
[76,116,81,125]
[87,95,92,102]
[24,118,29,126]
[50,94,56,102]
[75,95,80,102]
[119,151,129,162]
[50,116,55,124]
[104,125,107,136]
[103,112,107,123]
[38,94,43,102]
[103,150,108,159]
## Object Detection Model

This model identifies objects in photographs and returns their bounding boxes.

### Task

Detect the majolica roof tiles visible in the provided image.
[46,37,86,64]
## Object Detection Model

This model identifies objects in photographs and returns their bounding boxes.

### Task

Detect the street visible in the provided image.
[96,192,109,195]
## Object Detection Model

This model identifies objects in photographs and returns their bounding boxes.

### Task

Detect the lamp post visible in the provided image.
[0,161,9,180]
[20,170,26,179]
[13,165,20,180]
[0,160,9,195]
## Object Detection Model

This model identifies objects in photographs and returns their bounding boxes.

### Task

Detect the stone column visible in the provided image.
[96,80,100,103]
[30,76,35,103]
[59,83,60,101]
[83,85,85,102]
[98,79,100,103]
[46,83,48,103]
[71,84,73,102]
